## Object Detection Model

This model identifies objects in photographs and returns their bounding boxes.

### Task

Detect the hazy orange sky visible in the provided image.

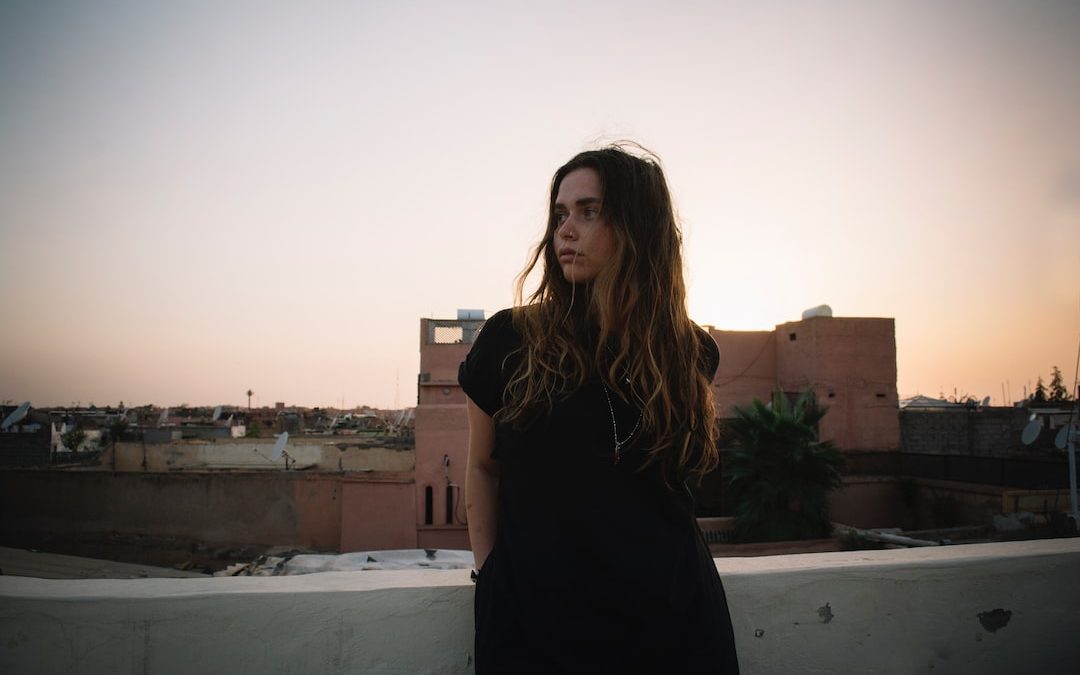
[1,0,1078,410]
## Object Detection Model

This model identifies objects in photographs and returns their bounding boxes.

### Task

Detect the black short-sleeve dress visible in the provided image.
[459,308,740,674]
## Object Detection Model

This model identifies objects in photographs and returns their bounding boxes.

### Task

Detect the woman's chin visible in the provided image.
[561,268,596,284]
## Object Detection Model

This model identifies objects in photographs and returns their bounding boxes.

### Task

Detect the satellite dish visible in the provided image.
[212,405,222,422]
[1,402,31,430]
[271,431,289,460]
[981,396,991,408]
[1055,426,1071,450]
[1022,419,1043,445]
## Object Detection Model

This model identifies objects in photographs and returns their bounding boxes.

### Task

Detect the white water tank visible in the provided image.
[801,304,833,320]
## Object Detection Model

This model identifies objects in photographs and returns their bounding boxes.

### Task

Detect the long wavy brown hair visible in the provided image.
[499,143,719,482]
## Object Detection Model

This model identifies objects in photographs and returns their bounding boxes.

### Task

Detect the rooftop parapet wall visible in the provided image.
[106,439,414,473]
[2,539,1077,674]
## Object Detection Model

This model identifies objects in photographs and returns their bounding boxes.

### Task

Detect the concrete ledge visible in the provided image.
[2,539,1078,674]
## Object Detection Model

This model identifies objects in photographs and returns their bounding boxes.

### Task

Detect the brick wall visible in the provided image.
[900,408,1036,457]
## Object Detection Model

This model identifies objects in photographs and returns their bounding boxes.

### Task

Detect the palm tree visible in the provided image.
[724,389,846,542]
[246,389,254,411]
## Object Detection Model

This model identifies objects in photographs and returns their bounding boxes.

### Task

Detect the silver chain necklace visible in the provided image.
[601,379,642,465]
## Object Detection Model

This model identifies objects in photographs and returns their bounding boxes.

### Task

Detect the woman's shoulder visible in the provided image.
[459,308,522,417]
[476,308,521,348]
[693,323,720,380]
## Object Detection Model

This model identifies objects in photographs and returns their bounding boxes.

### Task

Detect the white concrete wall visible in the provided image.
[2,539,1078,674]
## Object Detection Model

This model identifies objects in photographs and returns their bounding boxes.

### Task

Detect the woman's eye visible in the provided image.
[555,212,567,224]
[584,208,598,219]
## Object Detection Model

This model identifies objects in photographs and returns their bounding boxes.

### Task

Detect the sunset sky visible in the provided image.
[1,0,1078,410]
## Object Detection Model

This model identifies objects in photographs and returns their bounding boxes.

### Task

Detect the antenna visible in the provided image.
[212,405,222,422]
[1,402,30,430]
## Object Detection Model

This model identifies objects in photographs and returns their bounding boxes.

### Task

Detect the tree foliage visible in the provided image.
[1049,366,1072,402]
[61,427,86,453]
[723,390,846,542]
[1033,377,1048,403]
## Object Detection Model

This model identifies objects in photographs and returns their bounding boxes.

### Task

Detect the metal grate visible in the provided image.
[427,319,485,345]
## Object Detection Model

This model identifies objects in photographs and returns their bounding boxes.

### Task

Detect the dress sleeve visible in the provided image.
[458,309,518,417]
[696,325,720,381]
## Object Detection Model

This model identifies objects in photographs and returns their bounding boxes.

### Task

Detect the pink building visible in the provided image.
[709,315,900,452]
[413,314,484,550]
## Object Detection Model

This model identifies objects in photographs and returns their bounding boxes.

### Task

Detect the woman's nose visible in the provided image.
[557,217,575,240]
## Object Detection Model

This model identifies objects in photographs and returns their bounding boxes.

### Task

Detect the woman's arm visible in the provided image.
[465,397,499,570]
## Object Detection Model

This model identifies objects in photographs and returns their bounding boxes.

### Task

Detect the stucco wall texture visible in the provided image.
[2,539,1077,674]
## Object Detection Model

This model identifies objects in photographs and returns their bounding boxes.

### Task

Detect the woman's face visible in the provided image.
[552,167,615,284]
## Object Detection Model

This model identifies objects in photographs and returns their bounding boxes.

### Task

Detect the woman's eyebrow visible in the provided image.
[555,196,602,209]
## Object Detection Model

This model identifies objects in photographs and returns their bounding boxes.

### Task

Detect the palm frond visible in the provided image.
[724,388,846,542]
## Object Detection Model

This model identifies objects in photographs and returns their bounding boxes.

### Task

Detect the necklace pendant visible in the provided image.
[613,451,621,466]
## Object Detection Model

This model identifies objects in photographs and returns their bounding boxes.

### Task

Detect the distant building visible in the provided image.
[900,395,961,409]
[413,312,484,550]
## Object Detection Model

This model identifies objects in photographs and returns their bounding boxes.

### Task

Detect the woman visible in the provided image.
[459,145,739,673]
